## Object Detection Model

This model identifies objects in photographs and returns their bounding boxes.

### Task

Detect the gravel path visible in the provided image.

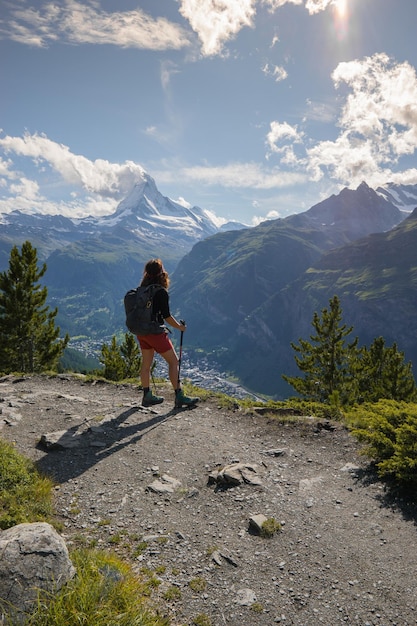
[1,374,417,626]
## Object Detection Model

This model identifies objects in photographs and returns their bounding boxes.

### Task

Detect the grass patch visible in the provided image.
[189,577,207,592]
[192,615,212,626]
[21,548,170,626]
[0,439,54,530]
[261,517,282,538]
[163,586,182,601]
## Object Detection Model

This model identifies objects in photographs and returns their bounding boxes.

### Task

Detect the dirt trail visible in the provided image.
[1,374,417,626]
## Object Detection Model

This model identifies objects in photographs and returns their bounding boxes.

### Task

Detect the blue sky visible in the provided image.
[1,0,417,226]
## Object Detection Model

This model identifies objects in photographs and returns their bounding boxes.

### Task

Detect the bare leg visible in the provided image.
[160,348,180,390]
[140,348,155,389]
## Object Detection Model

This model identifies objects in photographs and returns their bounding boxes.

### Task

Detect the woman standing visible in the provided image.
[136,258,199,409]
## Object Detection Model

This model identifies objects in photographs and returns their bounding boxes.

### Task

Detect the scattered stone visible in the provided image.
[298,476,323,492]
[208,462,263,487]
[147,474,182,494]
[219,548,239,567]
[211,549,238,567]
[340,462,360,473]
[236,588,257,606]
[249,514,269,535]
[263,448,287,457]
[39,428,85,450]
[212,550,223,566]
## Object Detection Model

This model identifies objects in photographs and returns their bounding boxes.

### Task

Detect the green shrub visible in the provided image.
[346,400,417,483]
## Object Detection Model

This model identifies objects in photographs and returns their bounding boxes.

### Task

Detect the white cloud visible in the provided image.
[264,54,417,189]
[0,1,191,50]
[0,132,151,217]
[179,0,256,56]
[251,209,281,226]
[9,177,40,200]
[307,54,417,185]
[0,157,18,179]
[304,0,334,13]
[262,0,303,10]
[262,63,288,82]
[0,132,147,199]
[266,121,304,156]
[262,0,335,14]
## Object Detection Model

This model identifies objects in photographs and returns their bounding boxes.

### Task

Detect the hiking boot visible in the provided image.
[142,390,164,407]
[175,389,199,409]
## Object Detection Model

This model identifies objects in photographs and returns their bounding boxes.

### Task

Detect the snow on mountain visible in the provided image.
[106,174,220,240]
[376,183,417,213]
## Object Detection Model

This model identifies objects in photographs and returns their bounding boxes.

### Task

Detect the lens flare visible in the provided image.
[332,0,349,41]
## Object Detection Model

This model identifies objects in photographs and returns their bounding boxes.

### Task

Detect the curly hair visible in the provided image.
[140,258,170,288]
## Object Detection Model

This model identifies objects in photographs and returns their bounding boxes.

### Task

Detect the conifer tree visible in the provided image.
[356,337,416,402]
[100,334,142,381]
[283,295,358,403]
[120,333,142,379]
[100,336,125,381]
[0,241,69,373]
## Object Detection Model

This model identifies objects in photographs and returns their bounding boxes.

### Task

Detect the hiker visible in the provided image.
[136,258,199,409]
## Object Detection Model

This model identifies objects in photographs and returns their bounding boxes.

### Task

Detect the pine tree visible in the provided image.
[120,333,142,379]
[0,241,69,373]
[100,334,142,381]
[100,336,125,381]
[283,295,358,403]
[356,337,417,402]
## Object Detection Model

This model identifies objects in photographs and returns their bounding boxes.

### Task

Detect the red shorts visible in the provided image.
[137,332,174,354]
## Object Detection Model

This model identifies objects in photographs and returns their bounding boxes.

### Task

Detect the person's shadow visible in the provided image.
[35,404,188,484]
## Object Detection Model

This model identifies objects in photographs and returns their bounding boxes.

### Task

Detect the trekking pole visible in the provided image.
[177,320,185,388]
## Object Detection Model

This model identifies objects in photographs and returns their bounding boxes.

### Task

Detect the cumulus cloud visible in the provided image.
[0,0,191,50]
[179,0,256,56]
[265,54,417,188]
[308,54,417,184]
[266,121,304,158]
[0,132,152,216]
[0,132,147,198]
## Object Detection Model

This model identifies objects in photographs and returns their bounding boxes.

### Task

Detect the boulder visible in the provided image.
[0,522,76,622]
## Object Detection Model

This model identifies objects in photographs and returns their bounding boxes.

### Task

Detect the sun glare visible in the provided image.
[334,0,348,18]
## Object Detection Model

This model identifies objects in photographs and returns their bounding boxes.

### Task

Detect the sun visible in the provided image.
[333,0,348,18]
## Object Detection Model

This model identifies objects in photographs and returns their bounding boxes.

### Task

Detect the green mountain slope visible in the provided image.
[231,209,417,397]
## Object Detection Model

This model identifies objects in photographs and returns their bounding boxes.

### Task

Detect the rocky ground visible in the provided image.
[1,374,417,626]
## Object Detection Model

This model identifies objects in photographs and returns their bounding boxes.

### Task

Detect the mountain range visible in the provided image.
[0,174,416,398]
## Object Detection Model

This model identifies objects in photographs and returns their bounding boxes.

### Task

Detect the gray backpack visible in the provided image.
[124,284,165,335]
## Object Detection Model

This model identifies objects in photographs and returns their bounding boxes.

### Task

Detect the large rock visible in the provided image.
[0,522,76,622]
